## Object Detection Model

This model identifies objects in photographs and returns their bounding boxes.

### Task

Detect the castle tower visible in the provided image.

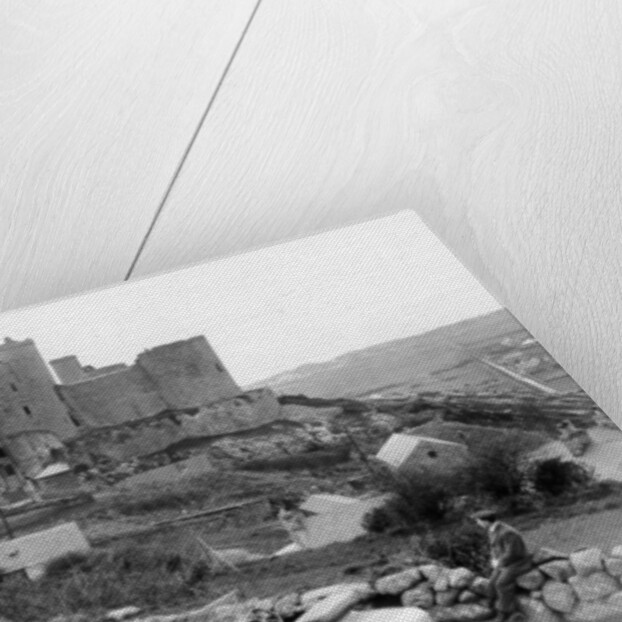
[136,336,241,409]
[50,355,87,384]
[0,338,77,440]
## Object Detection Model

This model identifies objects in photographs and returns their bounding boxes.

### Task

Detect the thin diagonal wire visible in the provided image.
[124,0,264,281]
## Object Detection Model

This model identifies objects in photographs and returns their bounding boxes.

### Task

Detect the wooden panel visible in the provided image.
[0,0,256,311]
[135,0,622,425]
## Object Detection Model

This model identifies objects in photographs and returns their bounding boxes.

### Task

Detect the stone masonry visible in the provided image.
[142,543,622,622]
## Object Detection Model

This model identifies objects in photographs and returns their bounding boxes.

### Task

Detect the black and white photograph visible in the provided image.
[4,2,622,622]
[0,213,619,622]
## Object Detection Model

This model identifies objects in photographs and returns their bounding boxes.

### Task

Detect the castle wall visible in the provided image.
[51,355,128,383]
[0,339,76,440]
[136,336,241,408]
[49,356,86,384]
[66,388,281,465]
[55,366,167,427]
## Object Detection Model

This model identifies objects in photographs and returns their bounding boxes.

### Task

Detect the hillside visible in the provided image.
[248,309,580,398]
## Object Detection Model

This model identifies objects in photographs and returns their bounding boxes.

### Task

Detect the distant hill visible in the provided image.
[247,309,580,398]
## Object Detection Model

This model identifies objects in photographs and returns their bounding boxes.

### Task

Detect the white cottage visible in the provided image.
[376,433,469,475]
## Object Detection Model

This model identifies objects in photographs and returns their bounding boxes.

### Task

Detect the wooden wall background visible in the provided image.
[2,1,622,422]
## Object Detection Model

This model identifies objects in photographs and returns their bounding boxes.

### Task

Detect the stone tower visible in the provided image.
[136,336,241,409]
[0,338,77,440]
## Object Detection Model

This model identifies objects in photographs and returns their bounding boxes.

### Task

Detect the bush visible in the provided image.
[364,468,468,533]
[415,520,490,573]
[529,458,593,497]
[467,431,532,500]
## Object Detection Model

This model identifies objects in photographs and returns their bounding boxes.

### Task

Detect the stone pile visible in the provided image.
[126,545,622,622]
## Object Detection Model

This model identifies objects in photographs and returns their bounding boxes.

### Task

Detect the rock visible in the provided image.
[435,588,460,607]
[402,585,435,609]
[611,545,622,558]
[469,577,490,597]
[375,569,423,595]
[566,601,622,621]
[301,583,372,609]
[539,559,575,582]
[297,584,374,622]
[274,593,301,618]
[516,569,545,591]
[342,607,433,622]
[517,596,562,622]
[458,590,478,604]
[570,548,604,576]
[569,572,619,601]
[104,607,142,621]
[532,548,569,565]
[448,568,475,590]
[430,604,493,621]
[604,557,622,576]
[542,580,577,613]
[606,591,622,607]
[433,575,450,592]
[420,564,444,582]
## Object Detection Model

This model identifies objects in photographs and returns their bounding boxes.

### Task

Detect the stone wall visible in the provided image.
[56,366,168,427]
[66,389,282,467]
[55,336,242,429]
[188,545,622,622]
[136,336,240,408]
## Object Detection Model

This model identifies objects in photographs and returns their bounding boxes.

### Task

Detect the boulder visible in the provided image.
[448,568,475,590]
[342,608,433,622]
[517,596,563,622]
[435,588,460,607]
[469,577,490,597]
[569,572,619,601]
[301,583,372,609]
[457,590,479,604]
[402,585,435,609]
[433,575,450,592]
[532,548,569,565]
[297,585,374,622]
[606,591,622,607]
[542,580,577,613]
[570,548,604,576]
[430,604,493,621]
[539,559,575,582]
[516,569,545,591]
[375,569,423,595]
[420,564,444,582]
[566,601,622,621]
[604,557,622,577]
[610,545,622,558]
[274,593,301,619]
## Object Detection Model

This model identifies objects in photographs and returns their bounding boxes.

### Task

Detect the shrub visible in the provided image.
[529,458,593,497]
[467,431,531,500]
[364,467,468,533]
[414,520,490,574]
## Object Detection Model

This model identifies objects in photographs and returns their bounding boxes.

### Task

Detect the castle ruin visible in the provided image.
[52,336,242,428]
[0,335,267,494]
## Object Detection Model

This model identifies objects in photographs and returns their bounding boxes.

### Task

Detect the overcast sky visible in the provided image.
[0,211,501,385]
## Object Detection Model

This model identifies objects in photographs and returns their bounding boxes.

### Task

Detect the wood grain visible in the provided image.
[0,0,256,311]
[133,0,622,425]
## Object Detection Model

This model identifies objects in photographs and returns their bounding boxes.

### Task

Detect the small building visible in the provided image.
[32,463,81,499]
[0,521,90,580]
[375,433,469,475]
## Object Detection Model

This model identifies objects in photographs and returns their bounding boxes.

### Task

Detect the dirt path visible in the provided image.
[525,507,622,554]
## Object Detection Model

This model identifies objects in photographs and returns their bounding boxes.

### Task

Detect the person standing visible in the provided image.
[472,510,532,622]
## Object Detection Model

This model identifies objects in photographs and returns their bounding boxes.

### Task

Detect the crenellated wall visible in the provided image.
[55,336,242,429]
